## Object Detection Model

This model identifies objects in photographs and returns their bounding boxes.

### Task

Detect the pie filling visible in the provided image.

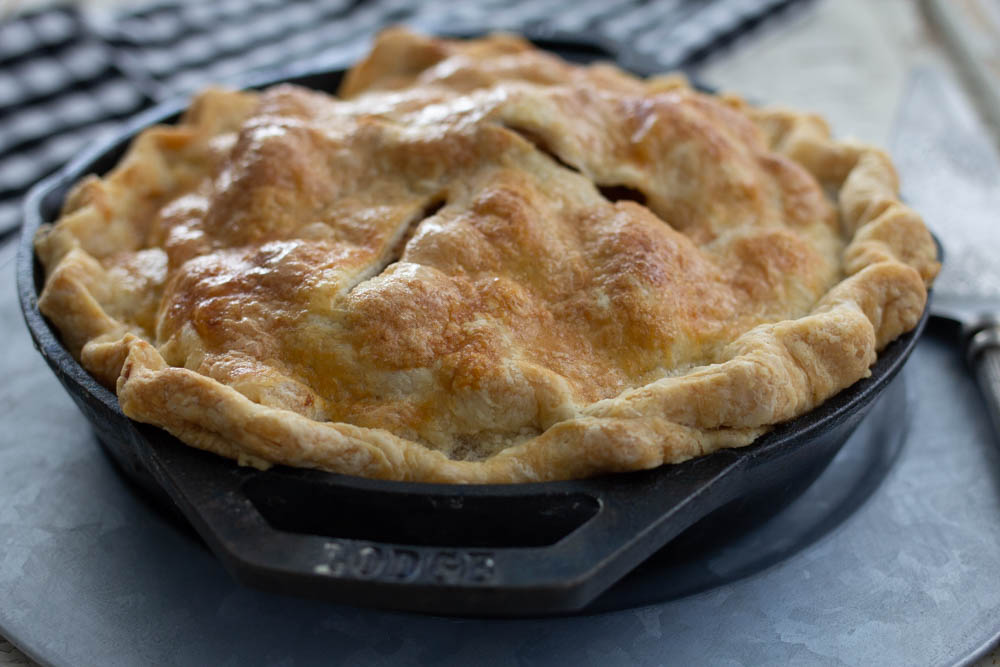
[35,28,938,482]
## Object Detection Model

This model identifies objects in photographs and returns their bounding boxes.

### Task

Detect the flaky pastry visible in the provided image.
[35,29,938,482]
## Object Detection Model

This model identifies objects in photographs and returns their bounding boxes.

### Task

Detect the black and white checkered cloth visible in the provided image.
[0,0,814,239]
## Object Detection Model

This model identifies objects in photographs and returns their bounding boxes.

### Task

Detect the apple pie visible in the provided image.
[34,28,939,482]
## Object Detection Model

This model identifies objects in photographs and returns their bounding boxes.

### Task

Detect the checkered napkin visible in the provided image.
[0,0,813,239]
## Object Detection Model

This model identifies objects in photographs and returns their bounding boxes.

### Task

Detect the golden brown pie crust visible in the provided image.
[35,28,939,483]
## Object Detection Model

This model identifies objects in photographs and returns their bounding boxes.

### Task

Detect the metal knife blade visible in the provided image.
[891,65,1000,438]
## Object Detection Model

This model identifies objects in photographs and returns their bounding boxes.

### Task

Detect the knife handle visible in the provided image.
[968,322,1000,441]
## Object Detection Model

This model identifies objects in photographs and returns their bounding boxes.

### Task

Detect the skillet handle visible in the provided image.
[968,322,1000,442]
[139,427,745,616]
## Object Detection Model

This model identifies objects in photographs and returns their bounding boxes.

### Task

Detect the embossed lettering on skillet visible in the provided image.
[34,28,938,483]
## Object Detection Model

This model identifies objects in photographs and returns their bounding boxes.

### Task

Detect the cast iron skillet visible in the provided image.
[16,37,931,617]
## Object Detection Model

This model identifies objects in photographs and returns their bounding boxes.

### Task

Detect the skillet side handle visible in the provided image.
[968,323,1000,442]
[139,427,744,616]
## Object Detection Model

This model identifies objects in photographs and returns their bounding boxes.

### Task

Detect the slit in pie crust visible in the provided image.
[34,28,939,483]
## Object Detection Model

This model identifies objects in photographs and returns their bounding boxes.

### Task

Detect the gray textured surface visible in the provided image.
[2,231,1000,664]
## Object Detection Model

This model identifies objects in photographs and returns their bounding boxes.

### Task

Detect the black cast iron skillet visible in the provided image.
[16,37,931,617]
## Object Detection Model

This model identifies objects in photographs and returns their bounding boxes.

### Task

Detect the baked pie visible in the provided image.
[35,28,938,483]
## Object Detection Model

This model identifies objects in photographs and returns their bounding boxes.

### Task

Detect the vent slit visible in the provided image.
[502,124,581,174]
[502,124,651,210]
[382,196,445,266]
[345,194,447,293]
[597,184,647,206]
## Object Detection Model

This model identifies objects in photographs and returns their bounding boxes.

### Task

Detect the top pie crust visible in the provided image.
[35,29,938,483]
